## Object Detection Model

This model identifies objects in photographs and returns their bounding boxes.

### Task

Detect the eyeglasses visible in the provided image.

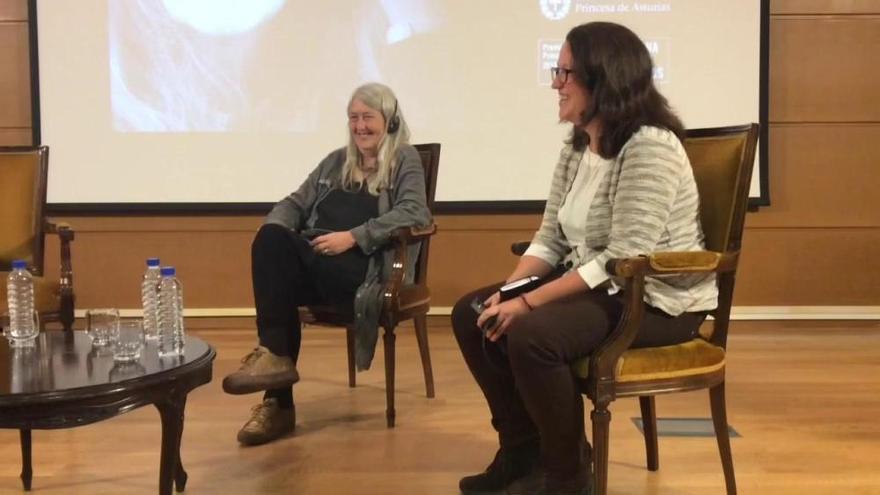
[550,66,573,84]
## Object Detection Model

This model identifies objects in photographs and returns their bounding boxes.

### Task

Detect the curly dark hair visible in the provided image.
[565,22,684,158]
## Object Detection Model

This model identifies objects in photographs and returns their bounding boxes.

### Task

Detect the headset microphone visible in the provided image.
[387,99,400,134]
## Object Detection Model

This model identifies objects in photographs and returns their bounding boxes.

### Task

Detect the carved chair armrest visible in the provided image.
[392,224,437,244]
[44,220,75,291]
[44,221,74,239]
[380,224,437,324]
[586,257,650,402]
[644,250,738,275]
[510,241,530,256]
[587,250,737,401]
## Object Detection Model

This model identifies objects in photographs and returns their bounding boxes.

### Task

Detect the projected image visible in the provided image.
[109,0,445,132]
[43,0,762,204]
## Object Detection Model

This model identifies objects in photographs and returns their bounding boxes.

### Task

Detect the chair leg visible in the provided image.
[345,326,356,388]
[20,429,32,491]
[383,325,396,428]
[638,396,659,471]
[413,314,435,398]
[710,382,737,495]
[590,402,611,495]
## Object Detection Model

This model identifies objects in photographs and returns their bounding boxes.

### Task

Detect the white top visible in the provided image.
[525,149,614,289]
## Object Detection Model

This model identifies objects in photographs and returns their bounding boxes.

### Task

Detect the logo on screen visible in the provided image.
[539,0,571,20]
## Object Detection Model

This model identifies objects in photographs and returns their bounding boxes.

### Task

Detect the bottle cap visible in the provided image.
[160,266,176,277]
[11,259,27,269]
[146,258,160,267]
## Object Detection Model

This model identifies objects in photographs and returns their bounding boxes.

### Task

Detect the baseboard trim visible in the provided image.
[75,308,258,318]
[74,306,880,321]
[724,306,880,320]
[427,306,880,320]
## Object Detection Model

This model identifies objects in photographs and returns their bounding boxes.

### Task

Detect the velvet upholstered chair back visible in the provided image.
[683,124,759,343]
[0,146,49,274]
[684,125,759,255]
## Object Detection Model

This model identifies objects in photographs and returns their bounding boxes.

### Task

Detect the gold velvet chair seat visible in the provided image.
[571,338,726,383]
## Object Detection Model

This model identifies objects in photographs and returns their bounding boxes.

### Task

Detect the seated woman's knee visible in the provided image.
[506,316,560,366]
[252,223,289,252]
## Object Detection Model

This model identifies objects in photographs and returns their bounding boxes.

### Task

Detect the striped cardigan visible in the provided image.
[528,126,718,316]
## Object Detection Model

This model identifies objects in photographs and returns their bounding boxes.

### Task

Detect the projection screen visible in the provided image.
[35,0,769,211]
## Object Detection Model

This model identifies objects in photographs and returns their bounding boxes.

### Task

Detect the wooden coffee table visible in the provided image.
[0,331,215,494]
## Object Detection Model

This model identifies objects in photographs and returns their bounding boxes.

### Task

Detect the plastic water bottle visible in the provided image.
[141,258,161,340]
[6,260,38,346]
[157,266,185,356]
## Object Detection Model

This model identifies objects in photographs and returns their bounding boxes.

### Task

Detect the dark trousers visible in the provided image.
[451,283,704,487]
[251,224,361,406]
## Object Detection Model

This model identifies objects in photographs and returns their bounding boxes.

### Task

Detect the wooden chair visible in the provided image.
[0,146,75,333]
[574,124,760,495]
[1,145,77,492]
[299,143,440,428]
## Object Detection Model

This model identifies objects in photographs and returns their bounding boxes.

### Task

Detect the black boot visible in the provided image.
[459,440,541,494]
[538,444,593,495]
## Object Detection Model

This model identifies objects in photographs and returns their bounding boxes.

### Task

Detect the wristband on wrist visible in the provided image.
[519,294,534,311]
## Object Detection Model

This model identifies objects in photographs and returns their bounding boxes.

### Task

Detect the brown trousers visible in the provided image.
[451,282,704,486]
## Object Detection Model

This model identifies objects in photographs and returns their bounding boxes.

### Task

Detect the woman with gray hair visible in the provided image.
[222,82,431,446]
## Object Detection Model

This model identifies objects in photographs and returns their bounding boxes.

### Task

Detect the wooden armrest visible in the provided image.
[604,256,650,278]
[586,251,738,400]
[391,224,437,243]
[44,220,75,291]
[605,251,738,278]
[587,257,650,401]
[45,221,75,241]
[510,241,530,256]
[380,224,436,325]
[649,251,722,271]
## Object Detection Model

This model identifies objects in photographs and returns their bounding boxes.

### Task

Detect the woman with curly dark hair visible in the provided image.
[452,22,717,495]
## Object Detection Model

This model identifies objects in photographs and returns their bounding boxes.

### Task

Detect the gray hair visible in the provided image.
[342,82,411,195]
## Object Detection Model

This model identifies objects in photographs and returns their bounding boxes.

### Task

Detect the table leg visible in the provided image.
[155,392,186,495]
[175,396,188,492]
[20,429,32,491]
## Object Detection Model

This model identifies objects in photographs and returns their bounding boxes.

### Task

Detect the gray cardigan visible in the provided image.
[529,126,718,316]
[265,144,432,370]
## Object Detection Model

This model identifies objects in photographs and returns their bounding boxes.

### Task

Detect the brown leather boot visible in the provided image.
[236,398,295,446]
[222,346,300,395]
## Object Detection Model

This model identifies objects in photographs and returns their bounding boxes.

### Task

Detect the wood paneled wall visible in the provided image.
[0,0,31,145]
[8,0,880,312]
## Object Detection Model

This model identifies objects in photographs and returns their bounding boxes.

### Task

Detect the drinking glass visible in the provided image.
[112,319,145,362]
[86,308,119,346]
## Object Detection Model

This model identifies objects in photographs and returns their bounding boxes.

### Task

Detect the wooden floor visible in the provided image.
[1,320,879,494]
